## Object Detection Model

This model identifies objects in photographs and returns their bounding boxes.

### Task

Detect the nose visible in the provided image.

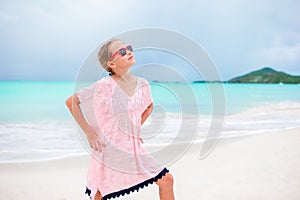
[127,50,133,55]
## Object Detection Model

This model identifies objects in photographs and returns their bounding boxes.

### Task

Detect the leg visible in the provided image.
[94,190,103,200]
[155,172,175,200]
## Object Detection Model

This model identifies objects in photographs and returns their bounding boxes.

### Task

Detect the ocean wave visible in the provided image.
[0,149,87,163]
[0,101,299,163]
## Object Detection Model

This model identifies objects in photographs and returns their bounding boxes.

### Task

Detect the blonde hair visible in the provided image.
[98,38,123,76]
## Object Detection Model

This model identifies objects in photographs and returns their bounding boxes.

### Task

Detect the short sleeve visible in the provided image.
[141,79,153,112]
[75,82,99,130]
[76,82,97,104]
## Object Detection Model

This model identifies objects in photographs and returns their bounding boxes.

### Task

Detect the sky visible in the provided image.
[0,0,299,81]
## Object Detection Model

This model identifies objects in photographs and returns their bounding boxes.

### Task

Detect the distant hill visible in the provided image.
[228,67,300,84]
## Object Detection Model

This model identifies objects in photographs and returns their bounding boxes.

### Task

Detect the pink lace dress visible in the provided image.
[76,76,168,200]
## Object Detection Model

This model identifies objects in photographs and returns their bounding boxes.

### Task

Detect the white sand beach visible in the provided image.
[0,128,299,200]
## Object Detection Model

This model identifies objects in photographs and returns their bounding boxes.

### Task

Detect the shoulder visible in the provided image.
[136,76,150,86]
[94,76,116,94]
[98,76,111,83]
[95,76,112,87]
[135,76,152,93]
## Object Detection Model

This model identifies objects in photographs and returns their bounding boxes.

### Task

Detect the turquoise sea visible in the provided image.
[0,81,300,163]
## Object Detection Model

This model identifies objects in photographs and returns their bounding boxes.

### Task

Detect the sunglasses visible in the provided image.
[109,45,133,61]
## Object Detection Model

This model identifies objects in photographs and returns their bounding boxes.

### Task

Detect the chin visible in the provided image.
[129,60,136,66]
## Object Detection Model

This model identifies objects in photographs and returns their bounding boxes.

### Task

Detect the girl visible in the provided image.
[65,39,175,200]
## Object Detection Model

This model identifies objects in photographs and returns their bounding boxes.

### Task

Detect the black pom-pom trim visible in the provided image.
[85,168,169,200]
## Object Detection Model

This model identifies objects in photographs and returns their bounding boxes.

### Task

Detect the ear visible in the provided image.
[107,61,117,69]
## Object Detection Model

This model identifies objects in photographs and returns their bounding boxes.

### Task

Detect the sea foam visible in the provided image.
[0,101,299,163]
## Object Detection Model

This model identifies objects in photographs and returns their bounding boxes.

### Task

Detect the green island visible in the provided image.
[193,67,300,84]
[228,67,300,84]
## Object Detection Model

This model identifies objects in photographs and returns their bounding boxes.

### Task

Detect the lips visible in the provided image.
[128,56,134,60]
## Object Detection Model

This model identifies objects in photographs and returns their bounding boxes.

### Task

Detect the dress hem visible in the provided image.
[85,168,169,200]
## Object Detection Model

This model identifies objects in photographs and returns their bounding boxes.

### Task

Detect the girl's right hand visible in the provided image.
[86,130,106,152]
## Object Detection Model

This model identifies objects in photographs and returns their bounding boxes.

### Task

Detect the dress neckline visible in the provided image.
[108,75,139,98]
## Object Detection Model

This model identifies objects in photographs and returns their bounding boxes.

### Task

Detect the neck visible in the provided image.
[113,70,133,82]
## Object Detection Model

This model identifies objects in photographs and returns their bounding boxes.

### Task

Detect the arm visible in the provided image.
[139,103,153,144]
[65,94,92,134]
[141,102,153,125]
[65,94,105,152]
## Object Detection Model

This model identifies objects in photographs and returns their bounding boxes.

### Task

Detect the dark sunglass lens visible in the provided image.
[127,45,133,52]
[119,48,127,56]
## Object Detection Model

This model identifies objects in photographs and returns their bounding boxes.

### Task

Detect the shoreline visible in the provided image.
[0,125,299,164]
[1,128,300,199]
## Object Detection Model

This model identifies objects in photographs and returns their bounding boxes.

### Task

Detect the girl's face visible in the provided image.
[108,40,136,69]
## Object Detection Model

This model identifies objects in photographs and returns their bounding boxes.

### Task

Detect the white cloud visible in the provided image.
[253,30,300,66]
[0,0,143,63]
[1,0,300,80]
[259,43,300,64]
[0,10,18,22]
